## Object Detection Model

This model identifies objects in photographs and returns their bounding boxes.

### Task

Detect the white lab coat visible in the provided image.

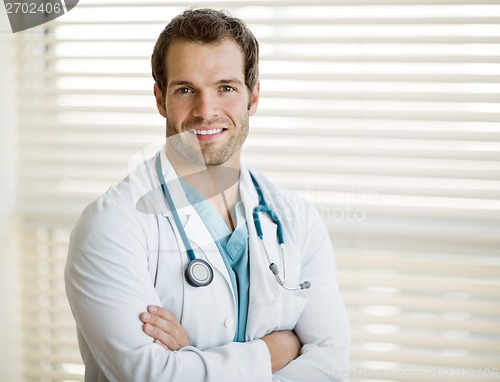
[65,149,351,382]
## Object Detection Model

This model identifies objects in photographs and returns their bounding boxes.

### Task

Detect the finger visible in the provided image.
[141,312,176,333]
[154,339,169,350]
[142,323,182,350]
[141,314,175,340]
[143,308,190,347]
[139,311,153,324]
[147,305,177,323]
[141,307,177,330]
[140,307,191,348]
[146,318,188,349]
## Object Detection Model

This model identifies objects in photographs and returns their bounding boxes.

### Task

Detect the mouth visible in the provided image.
[190,128,224,136]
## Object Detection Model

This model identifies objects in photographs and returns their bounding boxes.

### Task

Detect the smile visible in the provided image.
[191,128,224,136]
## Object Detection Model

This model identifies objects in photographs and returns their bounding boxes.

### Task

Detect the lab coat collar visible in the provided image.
[157,147,192,219]
[130,145,190,218]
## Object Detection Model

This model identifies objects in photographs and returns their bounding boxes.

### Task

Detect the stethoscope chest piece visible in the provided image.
[185,258,214,287]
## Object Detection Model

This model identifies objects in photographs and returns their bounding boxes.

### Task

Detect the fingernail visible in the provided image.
[145,324,152,333]
[148,305,157,313]
[143,313,150,321]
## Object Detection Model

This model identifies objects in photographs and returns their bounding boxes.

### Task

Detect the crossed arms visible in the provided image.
[140,304,302,372]
[65,193,351,381]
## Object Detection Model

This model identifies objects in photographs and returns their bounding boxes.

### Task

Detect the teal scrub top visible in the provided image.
[180,180,250,342]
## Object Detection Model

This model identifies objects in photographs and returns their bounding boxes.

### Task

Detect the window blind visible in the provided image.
[0,9,20,382]
[15,1,500,381]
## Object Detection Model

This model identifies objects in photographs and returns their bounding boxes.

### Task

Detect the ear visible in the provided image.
[248,81,260,116]
[154,83,167,118]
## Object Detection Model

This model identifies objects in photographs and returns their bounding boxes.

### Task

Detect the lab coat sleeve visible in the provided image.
[273,205,351,382]
[65,196,272,382]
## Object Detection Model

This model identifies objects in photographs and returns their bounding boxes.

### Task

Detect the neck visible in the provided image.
[209,169,240,231]
[165,143,242,231]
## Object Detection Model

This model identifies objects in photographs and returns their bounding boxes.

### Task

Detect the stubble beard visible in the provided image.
[166,117,249,167]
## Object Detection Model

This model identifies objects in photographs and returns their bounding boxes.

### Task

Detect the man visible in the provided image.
[65,8,350,382]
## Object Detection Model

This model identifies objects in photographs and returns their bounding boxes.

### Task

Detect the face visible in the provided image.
[154,38,260,168]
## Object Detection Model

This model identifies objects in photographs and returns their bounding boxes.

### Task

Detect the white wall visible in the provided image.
[0,9,21,382]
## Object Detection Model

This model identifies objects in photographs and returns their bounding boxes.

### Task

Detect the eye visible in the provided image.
[176,87,193,94]
[220,85,236,92]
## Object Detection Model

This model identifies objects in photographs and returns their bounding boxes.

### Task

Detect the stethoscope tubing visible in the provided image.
[155,153,197,262]
[155,151,310,290]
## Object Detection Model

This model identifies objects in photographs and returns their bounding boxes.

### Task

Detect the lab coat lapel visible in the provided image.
[158,150,233,291]
[181,209,232,288]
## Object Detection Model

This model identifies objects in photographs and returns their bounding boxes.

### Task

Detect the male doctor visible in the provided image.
[65,8,351,382]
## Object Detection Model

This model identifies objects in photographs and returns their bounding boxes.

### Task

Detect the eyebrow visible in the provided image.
[168,80,193,88]
[216,78,244,85]
[168,78,244,88]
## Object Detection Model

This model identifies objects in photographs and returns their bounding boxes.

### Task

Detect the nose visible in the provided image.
[192,91,220,120]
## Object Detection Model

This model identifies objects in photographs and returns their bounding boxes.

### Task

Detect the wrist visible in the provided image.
[262,330,301,373]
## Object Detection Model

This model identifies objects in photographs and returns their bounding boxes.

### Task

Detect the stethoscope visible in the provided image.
[155,152,310,291]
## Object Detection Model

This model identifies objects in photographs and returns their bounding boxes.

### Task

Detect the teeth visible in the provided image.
[192,128,223,135]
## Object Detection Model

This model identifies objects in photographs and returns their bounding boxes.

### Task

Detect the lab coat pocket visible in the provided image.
[247,289,309,339]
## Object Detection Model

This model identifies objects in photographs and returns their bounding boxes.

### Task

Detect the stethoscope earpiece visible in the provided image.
[269,262,311,291]
[185,258,214,288]
[300,281,311,290]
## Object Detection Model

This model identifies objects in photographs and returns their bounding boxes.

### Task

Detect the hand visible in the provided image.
[139,305,190,350]
[261,330,302,373]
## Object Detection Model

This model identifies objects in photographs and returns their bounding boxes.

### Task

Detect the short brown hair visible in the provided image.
[151,8,259,95]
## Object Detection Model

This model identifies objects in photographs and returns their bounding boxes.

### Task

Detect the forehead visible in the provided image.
[165,39,245,84]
